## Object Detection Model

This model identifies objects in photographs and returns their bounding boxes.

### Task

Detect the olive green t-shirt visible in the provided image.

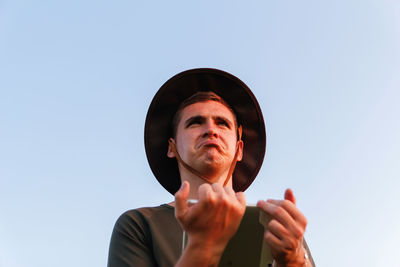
[107,204,315,267]
[108,205,181,267]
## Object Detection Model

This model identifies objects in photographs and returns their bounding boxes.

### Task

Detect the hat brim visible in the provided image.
[144,68,266,195]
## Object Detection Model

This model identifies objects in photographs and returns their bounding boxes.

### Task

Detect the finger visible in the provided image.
[268,219,302,253]
[198,183,215,203]
[264,230,283,252]
[266,199,307,228]
[267,219,289,241]
[264,200,306,240]
[258,201,297,229]
[265,225,300,258]
[211,183,225,197]
[212,183,230,207]
[235,191,246,206]
[223,185,236,198]
[175,181,190,220]
[284,188,296,205]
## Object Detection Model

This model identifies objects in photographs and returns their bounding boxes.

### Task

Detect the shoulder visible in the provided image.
[118,204,174,221]
[111,204,178,250]
[114,205,175,232]
[108,205,182,266]
[135,204,175,218]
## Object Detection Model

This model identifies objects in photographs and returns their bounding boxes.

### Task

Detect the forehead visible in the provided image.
[179,100,236,123]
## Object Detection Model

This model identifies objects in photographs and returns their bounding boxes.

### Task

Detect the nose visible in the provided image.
[202,120,218,138]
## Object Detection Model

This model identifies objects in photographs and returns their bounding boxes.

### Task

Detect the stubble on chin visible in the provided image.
[194,151,230,179]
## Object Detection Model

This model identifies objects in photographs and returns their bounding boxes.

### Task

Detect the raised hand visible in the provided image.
[175,181,246,267]
[257,189,308,267]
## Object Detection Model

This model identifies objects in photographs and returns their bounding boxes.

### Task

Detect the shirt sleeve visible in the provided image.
[107,210,158,267]
[303,239,316,267]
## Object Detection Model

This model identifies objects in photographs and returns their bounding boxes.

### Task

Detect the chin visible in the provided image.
[201,157,224,169]
[196,161,228,179]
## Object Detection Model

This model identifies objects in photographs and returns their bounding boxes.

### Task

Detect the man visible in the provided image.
[108,69,314,267]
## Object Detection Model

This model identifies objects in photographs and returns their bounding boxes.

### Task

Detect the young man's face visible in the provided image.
[168,100,243,183]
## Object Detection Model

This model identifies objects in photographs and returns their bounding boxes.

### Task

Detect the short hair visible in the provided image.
[171,91,239,138]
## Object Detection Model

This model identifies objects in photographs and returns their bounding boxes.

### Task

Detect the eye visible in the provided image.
[216,119,230,128]
[187,118,202,127]
[188,120,199,126]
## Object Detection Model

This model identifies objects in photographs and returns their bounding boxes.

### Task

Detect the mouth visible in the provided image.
[199,140,223,151]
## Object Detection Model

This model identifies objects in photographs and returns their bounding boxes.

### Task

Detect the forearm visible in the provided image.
[272,258,312,267]
[174,183,246,267]
[175,237,226,267]
[272,244,314,267]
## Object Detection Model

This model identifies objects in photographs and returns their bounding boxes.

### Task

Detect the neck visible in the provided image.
[178,166,233,199]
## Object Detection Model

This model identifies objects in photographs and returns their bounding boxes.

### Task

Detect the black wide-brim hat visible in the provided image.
[144,68,266,195]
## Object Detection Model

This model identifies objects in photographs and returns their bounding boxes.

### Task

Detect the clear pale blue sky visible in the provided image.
[1,1,399,266]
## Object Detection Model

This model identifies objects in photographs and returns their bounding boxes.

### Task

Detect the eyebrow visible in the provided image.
[184,116,204,128]
[184,115,234,129]
[214,116,233,128]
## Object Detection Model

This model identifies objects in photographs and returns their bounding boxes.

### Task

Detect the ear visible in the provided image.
[167,138,176,158]
[236,140,244,161]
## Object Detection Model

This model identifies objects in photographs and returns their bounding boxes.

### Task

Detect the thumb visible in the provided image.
[284,188,296,205]
[175,181,190,221]
[235,191,246,207]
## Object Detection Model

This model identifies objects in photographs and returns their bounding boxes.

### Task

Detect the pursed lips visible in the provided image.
[197,139,223,151]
